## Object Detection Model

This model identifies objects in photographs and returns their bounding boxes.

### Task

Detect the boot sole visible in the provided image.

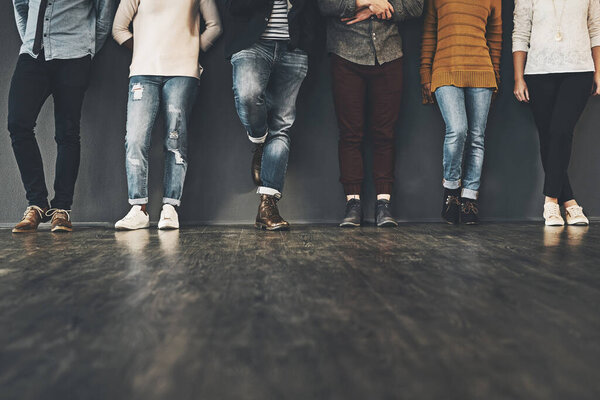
[51,226,72,233]
[340,222,361,228]
[254,222,290,231]
[377,221,398,228]
[12,228,38,233]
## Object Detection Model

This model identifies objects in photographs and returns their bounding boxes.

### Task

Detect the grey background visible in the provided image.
[1,1,599,225]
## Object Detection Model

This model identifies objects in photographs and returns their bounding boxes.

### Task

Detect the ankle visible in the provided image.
[545,197,558,205]
[563,199,578,208]
[139,204,148,214]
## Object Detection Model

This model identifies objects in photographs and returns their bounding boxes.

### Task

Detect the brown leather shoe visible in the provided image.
[12,206,48,233]
[48,209,73,232]
[255,194,290,231]
[252,144,263,186]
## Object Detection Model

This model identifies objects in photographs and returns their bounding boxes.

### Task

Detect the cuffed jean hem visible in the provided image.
[343,183,362,196]
[461,188,478,200]
[163,198,181,207]
[443,179,461,190]
[257,186,282,199]
[129,197,148,205]
[247,131,268,144]
[375,182,393,196]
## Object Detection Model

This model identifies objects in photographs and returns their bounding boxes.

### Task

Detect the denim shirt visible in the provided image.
[12,0,116,60]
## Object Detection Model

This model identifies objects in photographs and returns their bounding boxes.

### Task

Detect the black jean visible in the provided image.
[8,53,91,210]
[526,72,593,203]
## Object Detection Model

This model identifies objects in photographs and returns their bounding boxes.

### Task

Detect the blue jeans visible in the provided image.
[435,86,493,200]
[231,40,308,198]
[125,75,198,206]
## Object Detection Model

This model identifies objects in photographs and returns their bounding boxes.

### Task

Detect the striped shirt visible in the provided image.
[261,0,290,40]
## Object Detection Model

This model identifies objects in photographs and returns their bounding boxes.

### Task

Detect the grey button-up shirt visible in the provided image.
[12,0,116,61]
[318,0,424,65]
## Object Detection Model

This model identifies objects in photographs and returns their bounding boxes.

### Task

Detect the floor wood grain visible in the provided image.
[0,224,599,400]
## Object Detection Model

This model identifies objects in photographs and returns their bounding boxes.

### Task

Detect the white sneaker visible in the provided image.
[158,204,179,230]
[543,202,564,226]
[115,205,150,230]
[565,205,589,226]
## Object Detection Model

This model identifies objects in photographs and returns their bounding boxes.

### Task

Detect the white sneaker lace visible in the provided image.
[567,206,584,218]
[544,203,561,219]
[123,206,143,221]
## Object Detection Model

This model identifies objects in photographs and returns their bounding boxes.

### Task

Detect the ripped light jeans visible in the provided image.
[125,75,198,206]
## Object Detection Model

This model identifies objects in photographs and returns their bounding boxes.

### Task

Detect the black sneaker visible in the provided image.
[375,199,398,227]
[340,199,362,228]
[461,198,479,225]
[442,188,461,224]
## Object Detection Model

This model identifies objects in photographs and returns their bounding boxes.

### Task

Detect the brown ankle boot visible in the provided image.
[255,194,290,231]
[12,206,48,233]
[48,209,73,232]
[251,144,264,186]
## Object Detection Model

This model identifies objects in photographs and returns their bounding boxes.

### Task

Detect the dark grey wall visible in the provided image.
[1,1,599,224]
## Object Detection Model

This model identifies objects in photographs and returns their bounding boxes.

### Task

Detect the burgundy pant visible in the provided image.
[331,54,403,195]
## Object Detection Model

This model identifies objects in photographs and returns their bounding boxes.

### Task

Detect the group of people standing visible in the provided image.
[7,0,600,233]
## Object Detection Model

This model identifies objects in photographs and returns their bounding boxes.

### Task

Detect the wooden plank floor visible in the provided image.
[0,224,599,400]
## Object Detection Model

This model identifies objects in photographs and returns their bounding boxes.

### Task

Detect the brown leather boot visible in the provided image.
[12,206,48,233]
[255,195,290,231]
[48,209,73,232]
[251,144,263,186]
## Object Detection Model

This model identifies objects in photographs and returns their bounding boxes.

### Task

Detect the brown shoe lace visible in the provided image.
[461,201,479,215]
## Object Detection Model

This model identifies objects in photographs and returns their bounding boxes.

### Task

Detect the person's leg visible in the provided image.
[49,56,92,211]
[435,86,468,224]
[259,44,309,197]
[461,87,493,200]
[7,54,52,209]
[367,58,403,197]
[331,54,368,197]
[545,72,593,204]
[125,76,162,206]
[231,41,274,144]
[435,86,468,191]
[525,73,560,199]
[161,77,198,207]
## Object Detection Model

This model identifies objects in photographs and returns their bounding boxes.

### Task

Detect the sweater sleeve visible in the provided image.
[112,0,139,45]
[588,0,600,48]
[199,0,223,52]
[317,0,356,18]
[512,0,532,53]
[419,0,437,85]
[389,0,424,22]
[486,0,502,81]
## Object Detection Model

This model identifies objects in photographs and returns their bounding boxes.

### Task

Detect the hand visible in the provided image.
[357,0,394,20]
[422,83,434,105]
[513,78,529,103]
[592,72,600,96]
[123,38,133,51]
[341,7,374,25]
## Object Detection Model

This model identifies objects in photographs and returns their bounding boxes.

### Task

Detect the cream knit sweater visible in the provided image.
[112,0,222,79]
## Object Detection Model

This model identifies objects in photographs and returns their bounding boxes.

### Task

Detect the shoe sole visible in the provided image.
[567,222,589,226]
[463,222,479,225]
[12,228,37,233]
[339,222,361,228]
[545,221,565,227]
[254,222,290,231]
[115,225,150,231]
[51,226,72,233]
[158,225,179,230]
[377,221,398,228]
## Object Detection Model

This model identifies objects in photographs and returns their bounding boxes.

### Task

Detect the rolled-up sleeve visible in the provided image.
[588,0,600,48]
[389,0,424,22]
[112,0,138,45]
[512,0,532,53]
[317,0,356,18]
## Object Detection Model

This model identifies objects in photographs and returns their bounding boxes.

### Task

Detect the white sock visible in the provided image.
[377,194,391,201]
[346,194,360,201]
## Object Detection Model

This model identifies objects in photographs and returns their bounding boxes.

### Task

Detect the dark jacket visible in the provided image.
[223,0,319,58]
